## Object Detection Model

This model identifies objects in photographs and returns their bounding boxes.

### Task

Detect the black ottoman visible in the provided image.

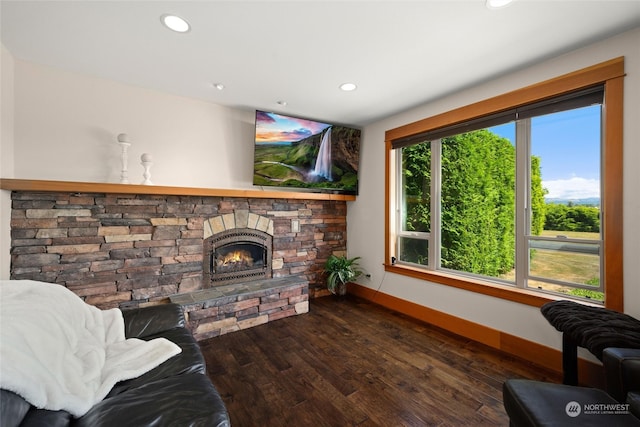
[541,300,640,385]
[503,379,640,426]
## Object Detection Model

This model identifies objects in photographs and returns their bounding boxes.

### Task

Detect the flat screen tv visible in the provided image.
[253,110,361,195]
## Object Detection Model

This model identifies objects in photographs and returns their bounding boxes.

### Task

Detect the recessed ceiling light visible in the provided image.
[161,14,190,33]
[486,0,514,9]
[339,83,357,92]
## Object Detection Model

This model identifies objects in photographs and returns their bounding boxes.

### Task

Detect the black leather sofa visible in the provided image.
[1,303,231,427]
[503,347,640,426]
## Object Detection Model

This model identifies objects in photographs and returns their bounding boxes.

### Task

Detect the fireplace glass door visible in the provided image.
[204,228,273,287]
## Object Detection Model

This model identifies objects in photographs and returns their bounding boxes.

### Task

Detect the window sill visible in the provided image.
[383,263,602,308]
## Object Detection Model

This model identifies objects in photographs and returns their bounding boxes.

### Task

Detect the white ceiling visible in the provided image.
[1,0,639,126]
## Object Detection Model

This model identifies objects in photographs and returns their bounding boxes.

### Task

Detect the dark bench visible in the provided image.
[541,300,640,385]
[503,347,640,426]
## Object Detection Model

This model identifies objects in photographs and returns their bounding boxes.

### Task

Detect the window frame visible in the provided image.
[384,57,625,310]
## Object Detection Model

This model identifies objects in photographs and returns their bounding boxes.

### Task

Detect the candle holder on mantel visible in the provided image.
[140,153,153,185]
[116,133,131,184]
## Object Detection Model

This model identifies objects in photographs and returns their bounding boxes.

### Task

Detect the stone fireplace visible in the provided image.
[3,180,352,339]
[203,212,274,287]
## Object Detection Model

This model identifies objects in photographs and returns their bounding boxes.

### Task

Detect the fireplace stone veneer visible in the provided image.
[7,190,348,336]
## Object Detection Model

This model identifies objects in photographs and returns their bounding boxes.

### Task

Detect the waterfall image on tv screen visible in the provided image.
[253,110,361,194]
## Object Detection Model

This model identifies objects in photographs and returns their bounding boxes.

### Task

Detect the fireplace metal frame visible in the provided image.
[203,228,273,287]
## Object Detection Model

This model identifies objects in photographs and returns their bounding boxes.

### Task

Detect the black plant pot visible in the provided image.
[334,282,347,298]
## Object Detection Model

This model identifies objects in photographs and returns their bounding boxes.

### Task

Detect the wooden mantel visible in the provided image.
[0,178,357,201]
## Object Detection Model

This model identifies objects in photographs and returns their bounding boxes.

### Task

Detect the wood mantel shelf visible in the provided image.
[0,178,356,201]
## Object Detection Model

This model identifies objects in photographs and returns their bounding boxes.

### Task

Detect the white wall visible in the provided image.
[11,60,256,188]
[348,27,640,355]
[1,44,15,279]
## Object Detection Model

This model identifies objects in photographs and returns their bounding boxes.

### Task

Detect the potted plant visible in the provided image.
[324,254,363,296]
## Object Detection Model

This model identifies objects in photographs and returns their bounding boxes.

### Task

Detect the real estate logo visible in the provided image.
[565,401,631,417]
[583,403,631,415]
[565,401,581,417]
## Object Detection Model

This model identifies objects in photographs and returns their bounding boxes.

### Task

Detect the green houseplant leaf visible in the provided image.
[324,255,363,295]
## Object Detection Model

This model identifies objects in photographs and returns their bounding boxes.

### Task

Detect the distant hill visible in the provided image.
[545,197,600,206]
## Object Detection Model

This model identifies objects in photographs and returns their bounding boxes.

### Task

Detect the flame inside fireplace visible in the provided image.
[217,249,255,269]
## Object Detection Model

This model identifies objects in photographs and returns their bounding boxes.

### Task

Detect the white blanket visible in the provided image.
[0,280,182,417]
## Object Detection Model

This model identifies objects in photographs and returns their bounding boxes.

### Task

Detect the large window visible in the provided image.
[385,58,624,310]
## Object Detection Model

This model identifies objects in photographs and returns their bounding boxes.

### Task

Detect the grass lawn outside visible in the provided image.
[498,230,603,301]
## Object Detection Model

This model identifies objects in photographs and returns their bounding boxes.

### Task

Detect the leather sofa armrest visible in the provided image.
[603,347,640,403]
[1,390,31,427]
[122,303,186,339]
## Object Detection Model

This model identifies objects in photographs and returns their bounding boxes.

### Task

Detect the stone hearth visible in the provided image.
[170,276,308,340]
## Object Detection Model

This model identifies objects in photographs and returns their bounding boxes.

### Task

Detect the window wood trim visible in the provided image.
[385,57,625,310]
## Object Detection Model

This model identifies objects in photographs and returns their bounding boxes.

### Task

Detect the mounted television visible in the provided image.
[253,110,361,195]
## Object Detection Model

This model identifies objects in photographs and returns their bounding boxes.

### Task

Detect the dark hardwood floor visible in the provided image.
[200,295,560,426]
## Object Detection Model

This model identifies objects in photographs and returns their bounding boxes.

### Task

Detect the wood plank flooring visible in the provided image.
[200,295,560,426]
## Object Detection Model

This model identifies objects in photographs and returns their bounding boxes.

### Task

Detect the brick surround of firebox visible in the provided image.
[8,189,348,336]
